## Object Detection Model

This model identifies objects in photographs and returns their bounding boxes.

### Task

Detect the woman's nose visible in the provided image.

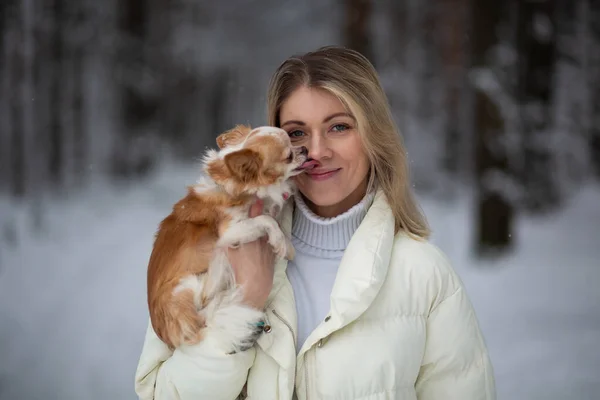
[307,134,332,160]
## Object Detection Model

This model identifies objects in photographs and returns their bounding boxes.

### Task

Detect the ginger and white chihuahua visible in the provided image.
[147,124,309,353]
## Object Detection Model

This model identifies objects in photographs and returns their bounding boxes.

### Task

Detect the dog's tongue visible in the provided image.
[299,160,319,170]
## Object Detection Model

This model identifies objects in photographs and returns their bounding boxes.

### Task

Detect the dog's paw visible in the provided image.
[268,232,289,260]
[274,242,288,260]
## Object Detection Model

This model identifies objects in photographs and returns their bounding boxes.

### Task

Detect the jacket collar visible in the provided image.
[301,190,394,355]
[277,190,395,356]
[325,189,394,324]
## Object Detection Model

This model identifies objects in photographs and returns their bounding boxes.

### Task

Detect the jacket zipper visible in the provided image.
[304,352,310,399]
[307,344,321,399]
[271,309,303,398]
[271,309,319,399]
[271,309,295,341]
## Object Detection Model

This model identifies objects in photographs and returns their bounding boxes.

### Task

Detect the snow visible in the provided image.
[426,183,600,400]
[0,162,599,400]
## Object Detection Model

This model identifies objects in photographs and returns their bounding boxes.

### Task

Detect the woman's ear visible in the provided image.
[216,124,252,149]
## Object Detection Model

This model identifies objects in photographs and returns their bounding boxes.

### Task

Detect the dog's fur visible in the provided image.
[146,125,308,352]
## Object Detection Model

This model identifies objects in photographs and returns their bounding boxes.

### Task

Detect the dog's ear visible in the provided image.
[216,124,252,149]
[224,148,262,182]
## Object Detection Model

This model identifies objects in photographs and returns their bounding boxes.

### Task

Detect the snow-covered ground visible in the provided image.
[0,162,598,400]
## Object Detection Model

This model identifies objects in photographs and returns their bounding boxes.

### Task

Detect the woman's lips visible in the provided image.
[306,168,341,181]
[297,160,340,181]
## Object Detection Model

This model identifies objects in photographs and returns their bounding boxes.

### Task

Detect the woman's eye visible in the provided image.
[288,130,306,141]
[331,124,349,132]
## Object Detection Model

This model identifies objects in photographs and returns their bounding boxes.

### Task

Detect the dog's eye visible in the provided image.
[286,152,294,163]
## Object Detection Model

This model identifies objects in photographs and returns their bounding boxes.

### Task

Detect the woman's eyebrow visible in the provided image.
[281,120,305,128]
[281,112,355,129]
[323,112,355,123]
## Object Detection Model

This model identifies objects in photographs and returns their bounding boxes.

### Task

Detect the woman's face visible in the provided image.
[279,86,370,218]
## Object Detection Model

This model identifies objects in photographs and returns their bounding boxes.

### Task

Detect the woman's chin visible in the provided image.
[298,191,340,209]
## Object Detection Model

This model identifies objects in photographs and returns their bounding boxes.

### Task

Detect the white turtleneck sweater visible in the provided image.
[286,192,375,352]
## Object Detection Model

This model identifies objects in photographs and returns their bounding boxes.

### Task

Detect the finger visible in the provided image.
[249,198,264,218]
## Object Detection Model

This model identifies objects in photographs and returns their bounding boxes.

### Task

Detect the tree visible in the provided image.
[414,1,444,148]
[435,0,469,176]
[344,0,373,62]
[589,0,600,178]
[49,0,65,186]
[207,68,233,149]
[70,0,88,186]
[515,0,559,211]
[470,0,514,256]
[386,0,447,192]
[110,0,158,178]
[7,1,26,197]
[32,0,54,193]
[383,0,410,138]
[0,1,10,192]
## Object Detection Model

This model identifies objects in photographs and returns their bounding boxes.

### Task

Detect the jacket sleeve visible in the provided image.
[415,285,496,400]
[134,310,263,400]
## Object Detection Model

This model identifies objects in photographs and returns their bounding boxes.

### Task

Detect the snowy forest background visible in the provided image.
[0,0,599,399]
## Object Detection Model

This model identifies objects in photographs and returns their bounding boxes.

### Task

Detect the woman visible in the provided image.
[135,46,496,399]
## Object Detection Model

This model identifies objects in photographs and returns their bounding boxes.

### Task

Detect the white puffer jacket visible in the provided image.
[135,191,496,399]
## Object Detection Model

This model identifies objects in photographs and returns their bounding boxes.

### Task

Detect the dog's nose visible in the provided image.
[299,146,308,156]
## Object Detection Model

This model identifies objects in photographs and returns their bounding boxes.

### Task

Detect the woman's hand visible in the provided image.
[227,199,276,310]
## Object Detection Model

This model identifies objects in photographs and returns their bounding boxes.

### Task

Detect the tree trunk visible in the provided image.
[474,91,514,255]
[387,0,408,67]
[471,0,514,256]
[71,1,87,186]
[516,0,559,211]
[29,0,53,194]
[151,0,196,158]
[0,2,8,191]
[49,0,64,186]
[111,0,157,178]
[589,0,600,178]
[436,0,468,175]
[385,0,410,136]
[21,0,35,195]
[344,0,373,62]
[416,2,439,122]
[209,69,230,137]
[8,5,26,197]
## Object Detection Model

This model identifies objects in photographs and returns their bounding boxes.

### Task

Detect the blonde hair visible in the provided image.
[266,46,429,238]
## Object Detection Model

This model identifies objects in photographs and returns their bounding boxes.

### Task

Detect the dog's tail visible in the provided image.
[150,275,208,350]
[149,251,265,353]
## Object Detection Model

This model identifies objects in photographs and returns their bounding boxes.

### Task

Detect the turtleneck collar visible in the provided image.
[291,191,375,252]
